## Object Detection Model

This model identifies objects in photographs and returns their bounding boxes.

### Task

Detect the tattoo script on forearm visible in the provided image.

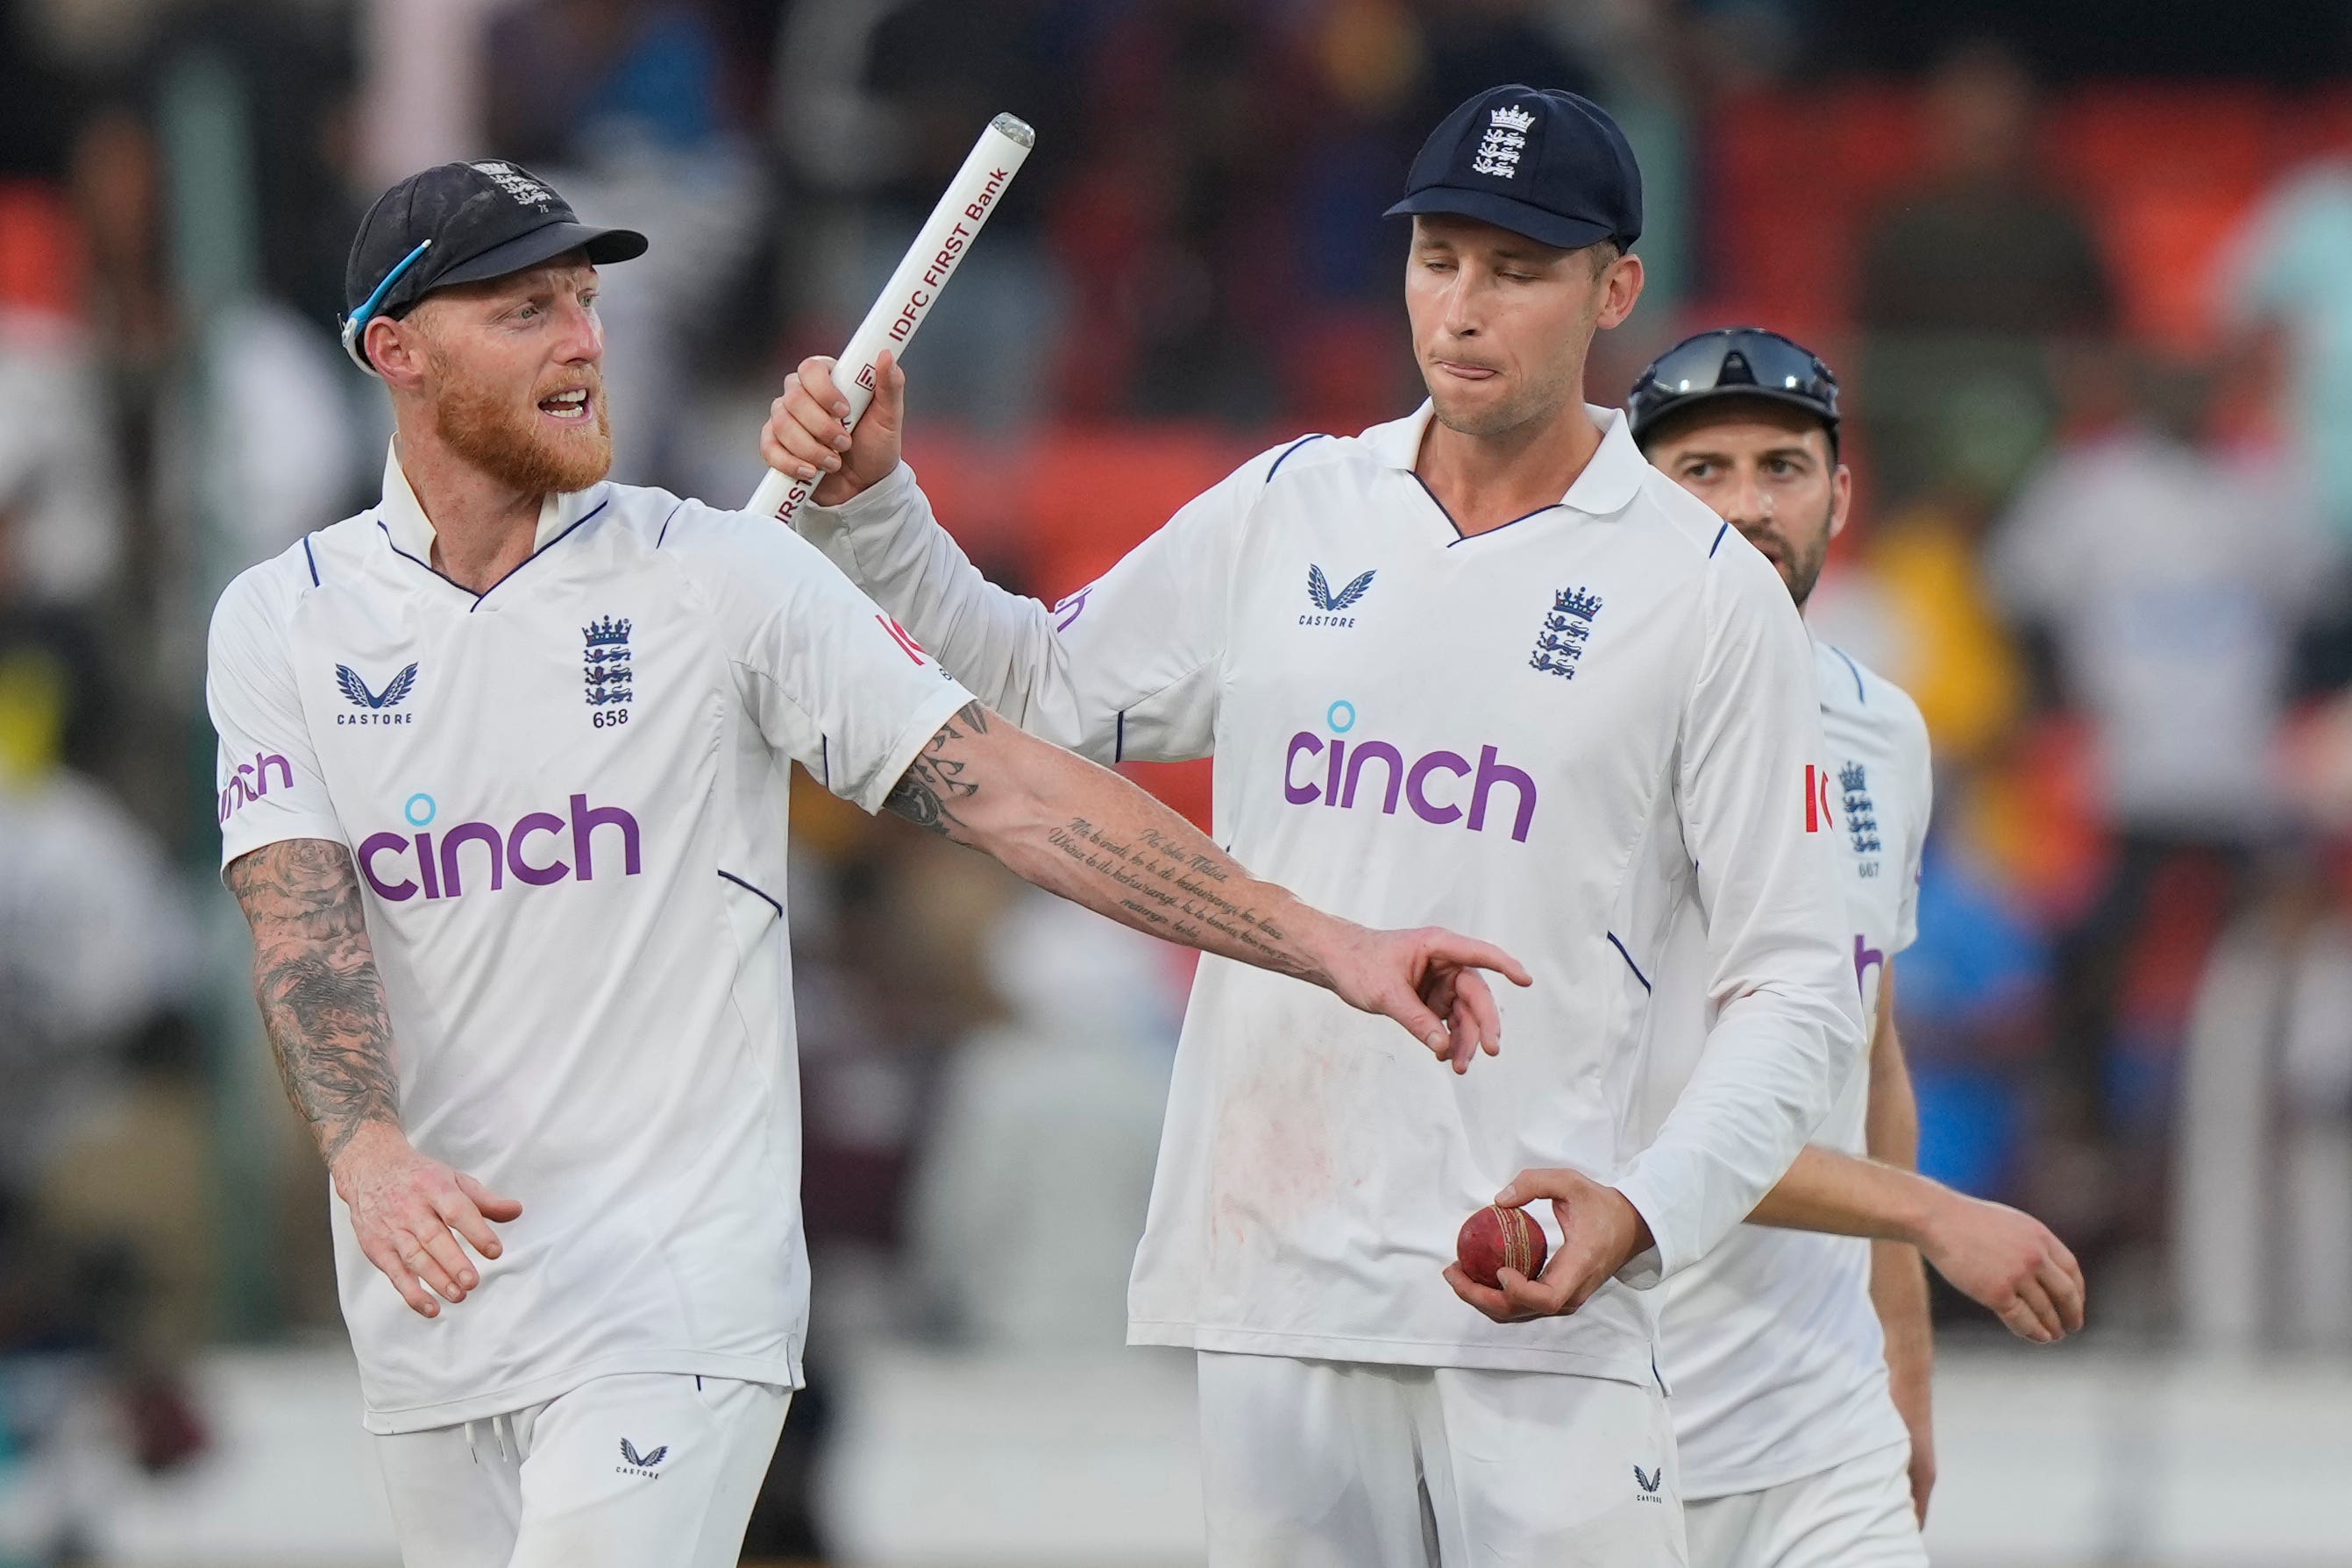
[880,701,1310,975]
[225,839,401,1165]
[1045,816,1305,975]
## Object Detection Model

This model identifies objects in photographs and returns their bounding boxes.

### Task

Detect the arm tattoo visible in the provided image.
[882,700,988,838]
[878,703,1313,977]
[1046,817,1308,977]
[225,839,401,1165]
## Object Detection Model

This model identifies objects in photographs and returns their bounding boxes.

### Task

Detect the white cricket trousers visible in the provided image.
[372,1372,791,1568]
[1196,1351,1688,1567]
[1683,1439,1927,1568]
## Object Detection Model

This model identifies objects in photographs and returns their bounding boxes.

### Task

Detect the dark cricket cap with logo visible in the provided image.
[1386,85,1641,252]
[340,160,649,371]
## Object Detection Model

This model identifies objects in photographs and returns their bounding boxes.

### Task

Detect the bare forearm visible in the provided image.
[1747,1145,1941,1243]
[1874,1236,1935,1408]
[1751,976,1929,1238]
[1864,1005,1921,1172]
[884,700,1332,981]
[225,839,402,1165]
[1863,996,1934,1479]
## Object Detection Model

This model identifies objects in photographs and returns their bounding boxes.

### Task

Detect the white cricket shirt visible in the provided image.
[208,447,971,1433]
[1643,638,1933,1497]
[800,405,1865,1382]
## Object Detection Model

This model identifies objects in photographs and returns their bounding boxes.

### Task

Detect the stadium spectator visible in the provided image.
[0,309,124,614]
[1856,39,2114,510]
[1987,348,2339,1182]
[2220,159,2352,547]
[2176,850,2352,1353]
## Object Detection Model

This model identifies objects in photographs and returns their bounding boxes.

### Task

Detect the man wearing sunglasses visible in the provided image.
[1619,328,2087,1567]
[766,89,1864,1563]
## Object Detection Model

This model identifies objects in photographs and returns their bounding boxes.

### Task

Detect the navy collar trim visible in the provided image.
[375,486,612,609]
[1410,471,1571,545]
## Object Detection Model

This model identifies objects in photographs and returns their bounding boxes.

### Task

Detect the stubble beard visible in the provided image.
[1426,359,1583,440]
[431,363,614,496]
[1422,324,1590,442]
[1768,504,1837,610]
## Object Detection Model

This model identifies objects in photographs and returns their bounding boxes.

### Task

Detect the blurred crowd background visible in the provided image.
[3,0,2351,1562]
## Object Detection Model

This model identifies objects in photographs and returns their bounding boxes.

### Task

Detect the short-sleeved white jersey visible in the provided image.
[1642,639,1933,1497]
[799,405,1865,1383]
[208,448,971,1433]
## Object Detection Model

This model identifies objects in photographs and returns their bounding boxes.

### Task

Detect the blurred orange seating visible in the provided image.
[1702,81,2352,351]
[2096,182,2263,351]
[0,181,84,319]
[899,422,1269,831]
[2043,86,2273,199]
[1024,423,1263,600]
[898,426,1038,576]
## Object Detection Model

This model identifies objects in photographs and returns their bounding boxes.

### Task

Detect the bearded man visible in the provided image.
[203,159,1524,1568]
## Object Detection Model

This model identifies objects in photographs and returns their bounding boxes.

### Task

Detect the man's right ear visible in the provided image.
[366,316,426,388]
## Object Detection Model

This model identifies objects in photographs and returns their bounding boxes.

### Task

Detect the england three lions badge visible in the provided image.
[584,615,633,727]
[1529,586,1602,679]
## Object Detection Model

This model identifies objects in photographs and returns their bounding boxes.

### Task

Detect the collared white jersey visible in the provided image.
[799,404,1864,1382]
[207,450,971,1433]
[1643,638,1933,1498]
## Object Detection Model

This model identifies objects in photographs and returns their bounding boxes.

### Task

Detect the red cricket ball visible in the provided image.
[1456,1203,1548,1288]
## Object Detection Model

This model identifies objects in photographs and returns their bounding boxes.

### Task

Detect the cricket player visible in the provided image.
[1613,328,2088,1566]
[766,88,1864,1563]
[206,160,1527,1568]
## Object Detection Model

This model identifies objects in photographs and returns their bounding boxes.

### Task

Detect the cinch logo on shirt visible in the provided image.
[1283,701,1538,842]
[218,751,294,823]
[356,793,642,903]
[1854,933,1885,998]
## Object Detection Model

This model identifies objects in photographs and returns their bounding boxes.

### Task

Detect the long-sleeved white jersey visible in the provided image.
[1642,638,1933,1495]
[801,404,1864,1380]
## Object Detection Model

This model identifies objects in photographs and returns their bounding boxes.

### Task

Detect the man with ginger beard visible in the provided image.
[203,160,1527,1568]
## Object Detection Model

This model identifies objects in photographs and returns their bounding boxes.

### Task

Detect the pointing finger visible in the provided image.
[1426,933,1532,988]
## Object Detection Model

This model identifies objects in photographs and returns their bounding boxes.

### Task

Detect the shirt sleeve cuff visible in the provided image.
[219,817,352,879]
[1609,1169,1677,1289]
[846,678,978,817]
[801,460,919,537]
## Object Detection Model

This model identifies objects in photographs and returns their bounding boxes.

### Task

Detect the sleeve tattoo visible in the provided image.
[224,839,401,1164]
[882,699,989,837]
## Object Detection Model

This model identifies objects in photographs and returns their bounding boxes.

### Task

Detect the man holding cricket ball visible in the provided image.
[771,87,1864,1563]
[205,157,1529,1568]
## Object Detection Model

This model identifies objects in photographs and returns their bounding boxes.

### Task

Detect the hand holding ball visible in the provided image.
[1455,1203,1547,1288]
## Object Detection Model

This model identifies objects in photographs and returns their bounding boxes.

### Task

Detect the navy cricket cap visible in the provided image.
[341,160,648,372]
[1386,85,1642,252]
